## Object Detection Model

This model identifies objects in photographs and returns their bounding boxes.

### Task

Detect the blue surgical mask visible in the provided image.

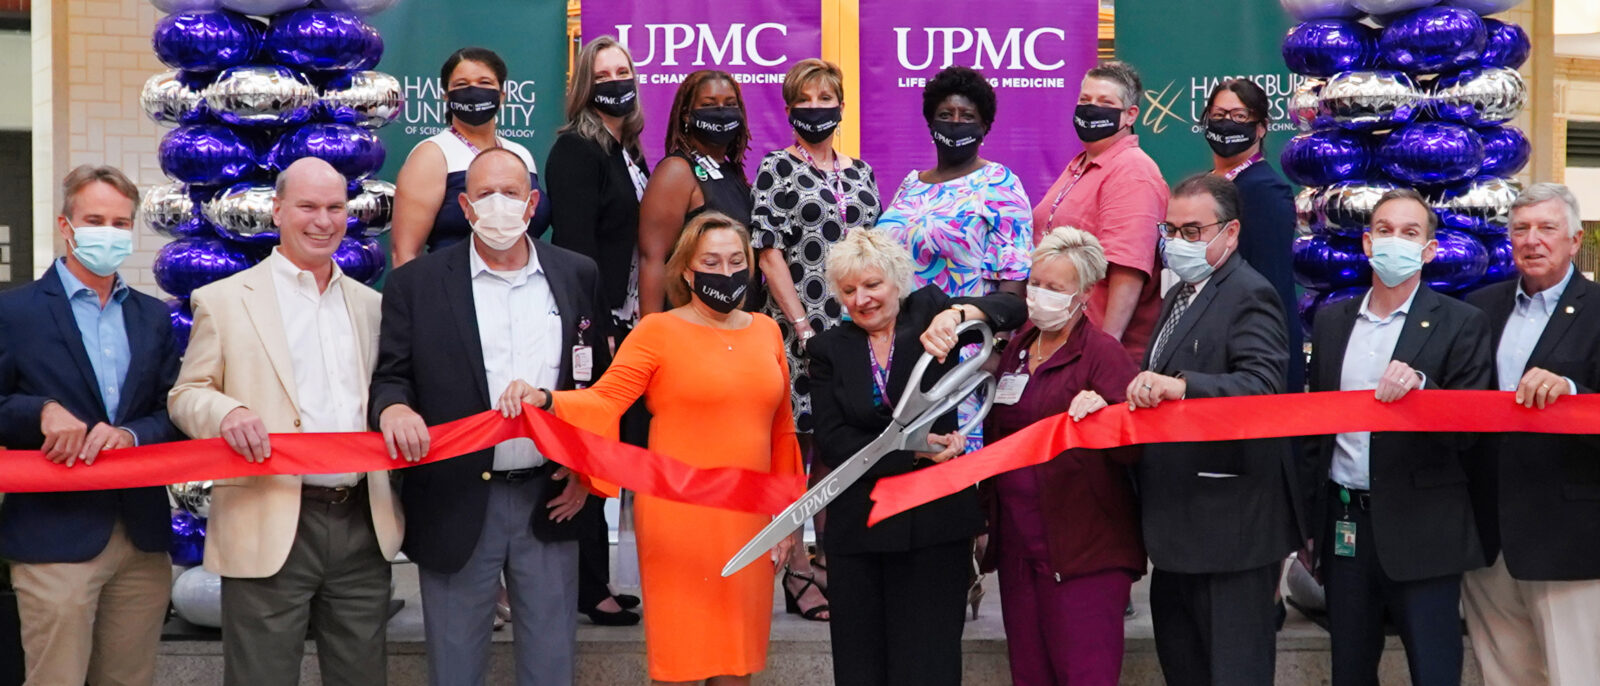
[69,223,134,277]
[1162,228,1228,284]
[1368,236,1429,288]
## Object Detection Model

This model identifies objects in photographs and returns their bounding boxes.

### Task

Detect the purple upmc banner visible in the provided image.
[582,1,823,172]
[858,0,1099,207]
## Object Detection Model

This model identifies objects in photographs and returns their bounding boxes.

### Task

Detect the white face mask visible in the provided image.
[469,192,530,251]
[1026,285,1081,332]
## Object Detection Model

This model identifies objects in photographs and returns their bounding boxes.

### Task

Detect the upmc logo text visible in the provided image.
[894,27,1069,71]
[616,23,790,67]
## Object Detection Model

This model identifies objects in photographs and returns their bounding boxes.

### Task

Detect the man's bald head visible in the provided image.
[275,156,348,200]
[272,156,349,275]
[464,148,531,199]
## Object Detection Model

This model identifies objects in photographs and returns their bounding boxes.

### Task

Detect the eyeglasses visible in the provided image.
[1158,220,1225,242]
[1206,108,1257,125]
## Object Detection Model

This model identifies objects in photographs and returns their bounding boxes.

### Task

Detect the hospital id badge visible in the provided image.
[573,345,594,382]
[1333,520,1357,557]
[995,373,1029,405]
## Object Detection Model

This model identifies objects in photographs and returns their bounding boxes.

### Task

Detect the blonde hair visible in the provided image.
[560,36,645,158]
[781,58,844,106]
[1032,227,1107,292]
[826,229,915,299]
[664,212,754,308]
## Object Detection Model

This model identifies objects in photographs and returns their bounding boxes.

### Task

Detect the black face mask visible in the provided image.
[591,78,638,117]
[447,85,501,127]
[692,269,749,313]
[789,106,842,144]
[930,120,984,166]
[1204,118,1259,158]
[1073,104,1124,143]
[690,106,743,147]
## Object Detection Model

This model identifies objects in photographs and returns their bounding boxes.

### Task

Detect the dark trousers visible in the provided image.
[576,496,610,610]
[221,483,391,686]
[1323,489,1463,686]
[827,539,971,686]
[1149,563,1279,686]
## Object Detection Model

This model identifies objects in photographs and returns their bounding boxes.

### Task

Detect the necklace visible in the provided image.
[690,308,738,351]
[449,126,498,156]
[1031,333,1068,362]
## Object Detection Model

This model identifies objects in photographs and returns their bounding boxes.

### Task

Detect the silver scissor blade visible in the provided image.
[721,430,902,577]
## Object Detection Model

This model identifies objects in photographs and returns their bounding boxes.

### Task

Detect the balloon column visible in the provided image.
[141,0,402,362]
[142,0,402,629]
[1281,0,1527,330]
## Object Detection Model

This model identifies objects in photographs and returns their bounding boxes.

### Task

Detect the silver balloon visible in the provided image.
[151,0,221,12]
[141,71,204,127]
[202,65,318,128]
[142,182,196,238]
[1318,70,1424,131]
[1445,0,1523,14]
[317,0,400,14]
[217,0,310,14]
[321,71,403,129]
[1289,78,1327,132]
[1354,0,1440,12]
[168,481,213,519]
[1319,179,1400,230]
[1296,187,1323,236]
[1281,0,1361,21]
[202,183,279,244]
[1433,176,1520,231]
[1431,67,1526,126]
[171,566,223,628]
[347,179,395,236]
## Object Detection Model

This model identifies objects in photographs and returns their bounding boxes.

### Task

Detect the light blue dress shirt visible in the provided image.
[1331,286,1420,490]
[1496,264,1578,394]
[54,259,132,422]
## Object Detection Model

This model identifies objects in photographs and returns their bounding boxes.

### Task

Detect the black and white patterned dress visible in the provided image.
[751,149,881,433]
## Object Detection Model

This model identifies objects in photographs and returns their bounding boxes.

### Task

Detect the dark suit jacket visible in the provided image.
[1137,254,1303,574]
[1232,161,1304,391]
[369,239,613,574]
[1467,272,1600,581]
[547,132,648,314]
[1306,284,1493,581]
[807,285,1025,555]
[0,266,182,563]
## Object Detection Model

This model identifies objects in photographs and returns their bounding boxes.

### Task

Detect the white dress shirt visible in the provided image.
[1496,264,1578,394]
[470,237,562,471]
[268,249,365,488]
[1330,286,1420,490]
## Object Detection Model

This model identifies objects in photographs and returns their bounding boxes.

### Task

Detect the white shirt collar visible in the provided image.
[268,248,344,294]
[1356,282,1421,324]
[468,236,543,283]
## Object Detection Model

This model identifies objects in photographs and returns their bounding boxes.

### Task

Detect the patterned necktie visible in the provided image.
[1151,282,1195,366]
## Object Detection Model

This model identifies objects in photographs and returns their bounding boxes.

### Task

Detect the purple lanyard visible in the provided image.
[1044,155,1090,228]
[869,336,895,405]
[797,146,847,226]
[450,127,498,155]
[1223,153,1265,181]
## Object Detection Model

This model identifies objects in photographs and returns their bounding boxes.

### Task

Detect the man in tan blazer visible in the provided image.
[168,157,403,686]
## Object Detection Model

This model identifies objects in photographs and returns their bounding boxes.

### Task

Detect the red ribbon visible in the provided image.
[0,407,805,515]
[867,390,1600,525]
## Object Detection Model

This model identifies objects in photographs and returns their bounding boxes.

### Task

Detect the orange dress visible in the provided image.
[553,311,803,681]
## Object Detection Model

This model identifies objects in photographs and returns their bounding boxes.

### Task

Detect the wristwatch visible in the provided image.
[537,389,554,411]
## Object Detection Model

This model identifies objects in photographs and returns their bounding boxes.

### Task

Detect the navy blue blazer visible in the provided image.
[0,265,183,563]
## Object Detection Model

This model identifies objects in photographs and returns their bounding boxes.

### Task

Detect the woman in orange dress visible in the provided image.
[516,211,801,685]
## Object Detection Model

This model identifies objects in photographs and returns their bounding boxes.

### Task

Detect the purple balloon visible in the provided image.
[264,9,377,71]
[1424,228,1490,291]
[1479,236,1516,285]
[333,236,386,285]
[159,124,260,186]
[1379,6,1487,74]
[267,122,385,180]
[1478,125,1530,177]
[1299,286,1368,334]
[153,236,255,298]
[170,511,207,567]
[166,298,194,354]
[1294,234,1372,290]
[1481,19,1530,69]
[1377,122,1483,186]
[152,11,263,72]
[353,22,383,70]
[1280,129,1374,187]
[1283,19,1378,76]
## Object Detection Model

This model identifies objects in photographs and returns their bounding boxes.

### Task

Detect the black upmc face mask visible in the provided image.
[692,268,750,314]
[591,78,638,117]
[1073,103,1124,143]
[690,106,744,147]
[447,85,502,127]
[930,120,984,166]
[1204,118,1259,158]
[789,106,842,144]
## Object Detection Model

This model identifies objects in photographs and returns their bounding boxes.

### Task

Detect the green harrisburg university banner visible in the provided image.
[1115,0,1299,180]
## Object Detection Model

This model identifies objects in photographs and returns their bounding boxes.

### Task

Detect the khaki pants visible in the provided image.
[1463,557,1600,686]
[10,522,172,686]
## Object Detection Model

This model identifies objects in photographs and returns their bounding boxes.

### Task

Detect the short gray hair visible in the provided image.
[1512,183,1583,238]
[1032,227,1106,292]
[1083,61,1142,111]
[826,229,915,299]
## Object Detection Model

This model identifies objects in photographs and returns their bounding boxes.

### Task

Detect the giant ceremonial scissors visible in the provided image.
[721,320,998,577]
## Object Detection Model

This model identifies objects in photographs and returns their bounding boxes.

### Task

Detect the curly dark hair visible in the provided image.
[663,70,750,183]
[922,66,996,128]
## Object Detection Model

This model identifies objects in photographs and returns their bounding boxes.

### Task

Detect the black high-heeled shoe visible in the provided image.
[783,569,830,622]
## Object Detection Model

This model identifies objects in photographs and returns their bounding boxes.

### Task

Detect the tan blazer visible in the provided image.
[168,261,403,579]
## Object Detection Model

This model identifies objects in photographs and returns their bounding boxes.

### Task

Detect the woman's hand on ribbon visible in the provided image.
[1126,371,1185,410]
[1067,390,1108,422]
[1515,367,1571,409]
[379,404,432,462]
[1374,360,1422,404]
[220,407,272,463]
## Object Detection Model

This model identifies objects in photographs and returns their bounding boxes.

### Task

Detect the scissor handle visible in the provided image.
[956,374,998,438]
[893,320,996,426]
[899,369,995,452]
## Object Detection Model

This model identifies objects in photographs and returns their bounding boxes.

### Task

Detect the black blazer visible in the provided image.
[1137,254,1303,574]
[807,285,1025,555]
[1306,284,1493,581]
[1232,161,1304,391]
[1467,272,1600,581]
[369,239,614,574]
[0,266,182,563]
[547,132,647,315]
